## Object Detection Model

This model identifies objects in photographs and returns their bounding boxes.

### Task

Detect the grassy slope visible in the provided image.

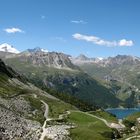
[0,74,116,140]
[1,76,117,140]
[89,110,118,123]
[79,63,140,107]
[68,111,113,140]
[40,95,75,118]
[0,74,21,97]
[4,59,121,108]
[0,72,76,123]
[79,63,140,88]
[125,112,140,122]
[0,61,121,140]
[79,63,111,79]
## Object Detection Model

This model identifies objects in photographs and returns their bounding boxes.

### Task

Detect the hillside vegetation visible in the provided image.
[0,59,122,140]
[4,57,121,108]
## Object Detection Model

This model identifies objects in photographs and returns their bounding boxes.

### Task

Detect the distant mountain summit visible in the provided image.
[1,44,140,70]
[71,54,140,66]
[0,43,20,54]
[9,48,78,69]
[100,55,140,66]
[76,54,90,61]
[71,54,103,64]
[27,47,48,53]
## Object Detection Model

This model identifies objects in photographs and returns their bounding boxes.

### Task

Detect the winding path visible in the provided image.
[39,100,49,140]
[86,112,110,127]
[125,135,140,140]
[87,112,125,129]
[39,107,125,140]
[72,111,125,129]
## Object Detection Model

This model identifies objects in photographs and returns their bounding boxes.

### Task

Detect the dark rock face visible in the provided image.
[0,59,15,78]
[0,59,27,82]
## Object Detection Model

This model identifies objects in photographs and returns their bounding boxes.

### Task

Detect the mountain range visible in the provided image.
[1,43,140,139]
[0,43,140,108]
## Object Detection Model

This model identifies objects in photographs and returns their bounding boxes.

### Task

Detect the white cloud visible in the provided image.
[118,39,133,46]
[72,33,134,47]
[71,20,87,24]
[4,27,24,33]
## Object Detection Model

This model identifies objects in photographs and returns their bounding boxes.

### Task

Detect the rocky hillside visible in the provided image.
[0,59,76,140]
[8,48,78,70]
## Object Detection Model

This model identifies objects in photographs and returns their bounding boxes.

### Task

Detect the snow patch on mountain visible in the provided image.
[97,57,103,60]
[0,43,20,54]
[41,48,48,53]
[27,47,48,53]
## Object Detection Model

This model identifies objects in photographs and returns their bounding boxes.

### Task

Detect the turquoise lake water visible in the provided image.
[106,108,140,119]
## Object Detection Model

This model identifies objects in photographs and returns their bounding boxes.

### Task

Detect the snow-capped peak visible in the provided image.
[97,57,103,60]
[27,47,48,53]
[41,48,48,53]
[0,43,20,54]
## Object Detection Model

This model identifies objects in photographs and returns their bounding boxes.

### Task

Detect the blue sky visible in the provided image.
[0,0,140,57]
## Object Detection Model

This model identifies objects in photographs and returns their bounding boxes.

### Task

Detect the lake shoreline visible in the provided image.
[105,107,140,119]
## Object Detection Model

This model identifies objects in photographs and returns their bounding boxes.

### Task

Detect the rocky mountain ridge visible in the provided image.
[0,46,77,70]
[71,54,140,66]
[19,51,77,69]
[1,43,140,69]
[71,54,103,64]
[99,55,140,67]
